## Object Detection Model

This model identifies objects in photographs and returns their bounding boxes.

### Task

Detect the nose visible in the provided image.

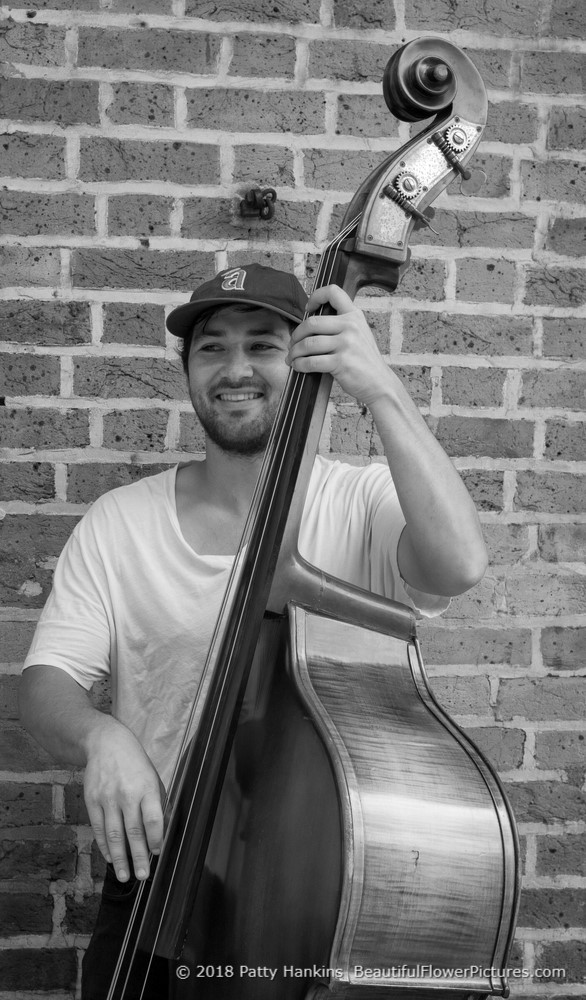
[221,346,254,380]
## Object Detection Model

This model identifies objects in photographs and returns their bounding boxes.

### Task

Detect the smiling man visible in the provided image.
[19,263,488,999]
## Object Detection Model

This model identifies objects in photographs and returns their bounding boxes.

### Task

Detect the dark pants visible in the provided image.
[81,864,170,1000]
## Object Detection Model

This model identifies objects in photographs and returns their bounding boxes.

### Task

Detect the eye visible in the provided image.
[196,342,224,352]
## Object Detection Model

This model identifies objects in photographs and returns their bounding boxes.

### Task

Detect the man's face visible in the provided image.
[187,305,291,456]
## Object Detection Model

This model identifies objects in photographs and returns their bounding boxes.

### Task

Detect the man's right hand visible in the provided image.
[84,722,165,882]
[19,665,165,884]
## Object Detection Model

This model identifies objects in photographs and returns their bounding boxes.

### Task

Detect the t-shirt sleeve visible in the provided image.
[364,463,450,617]
[22,508,113,689]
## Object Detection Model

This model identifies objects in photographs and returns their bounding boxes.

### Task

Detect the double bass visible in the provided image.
[106,37,520,1000]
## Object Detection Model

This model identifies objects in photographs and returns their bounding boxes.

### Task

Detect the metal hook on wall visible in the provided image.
[239,187,277,221]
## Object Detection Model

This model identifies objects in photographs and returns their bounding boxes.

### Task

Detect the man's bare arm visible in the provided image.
[19,665,164,882]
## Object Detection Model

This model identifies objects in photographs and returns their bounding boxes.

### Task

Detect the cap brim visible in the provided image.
[166,296,304,337]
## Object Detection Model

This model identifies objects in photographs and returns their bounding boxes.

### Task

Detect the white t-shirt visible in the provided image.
[23,456,448,785]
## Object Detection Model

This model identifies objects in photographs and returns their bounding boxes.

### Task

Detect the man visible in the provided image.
[19,263,488,997]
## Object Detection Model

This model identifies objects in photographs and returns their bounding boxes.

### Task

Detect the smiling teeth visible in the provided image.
[218,392,262,401]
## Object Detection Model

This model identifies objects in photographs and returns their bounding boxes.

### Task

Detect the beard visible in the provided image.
[191,379,281,456]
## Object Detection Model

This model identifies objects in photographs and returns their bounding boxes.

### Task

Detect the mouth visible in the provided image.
[215,391,264,402]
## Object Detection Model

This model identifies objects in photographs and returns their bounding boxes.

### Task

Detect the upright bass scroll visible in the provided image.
[106,37,519,1000]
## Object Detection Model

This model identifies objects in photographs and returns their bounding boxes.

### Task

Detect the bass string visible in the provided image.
[107,218,360,999]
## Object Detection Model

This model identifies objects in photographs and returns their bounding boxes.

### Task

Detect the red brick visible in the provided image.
[535,730,586,771]
[0,407,90,448]
[549,0,583,38]
[433,415,534,458]
[0,300,91,346]
[505,779,586,822]
[103,303,166,347]
[330,407,383,457]
[0,948,77,990]
[399,259,445,301]
[178,411,206,453]
[523,52,586,94]
[0,20,66,66]
[464,726,525,770]
[401,311,533,356]
[538,941,585,983]
[406,0,540,34]
[107,195,173,238]
[0,620,36,663]
[66,462,170,504]
[2,354,60,396]
[0,513,79,608]
[303,148,381,192]
[78,27,220,73]
[0,825,76,880]
[441,574,500,620]
[0,722,55,771]
[541,626,586,671]
[455,259,516,304]
[441,367,505,407]
[391,365,432,406]
[0,246,61,288]
[484,101,539,144]
[232,33,296,77]
[540,524,586,562]
[483,524,531,565]
[1,190,95,237]
[71,249,215,293]
[521,159,586,203]
[0,77,99,126]
[515,471,585,514]
[460,469,504,511]
[185,0,320,21]
[0,132,65,179]
[520,888,586,929]
[0,676,19,719]
[107,82,174,128]
[418,624,532,666]
[545,420,586,461]
[308,40,391,82]
[1,462,55,502]
[414,210,535,250]
[520,369,586,410]
[63,782,89,825]
[548,106,586,150]
[536,832,586,876]
[102,409,169,451]
[233,144,295,186]
[64,891,101,934]
[468,49,512,89]
[542,318,586,360]
[73,357,185,400]
[79,138,220,184]
[336,93,401,139]
[332,0,395,28]
[186,88,325,134]
[546,217,586,256]
[0,889,53,934]
[430,675,491,716]
[505,570,586,616]
[0,783,53,826]
[497,677,586,722]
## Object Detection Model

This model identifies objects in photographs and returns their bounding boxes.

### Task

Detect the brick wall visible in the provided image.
[1,0,584,996]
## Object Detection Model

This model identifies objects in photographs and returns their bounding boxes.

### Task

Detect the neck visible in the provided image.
[191,437,264,516]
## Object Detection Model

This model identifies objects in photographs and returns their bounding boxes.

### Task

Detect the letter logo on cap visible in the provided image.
[221,268,246,291]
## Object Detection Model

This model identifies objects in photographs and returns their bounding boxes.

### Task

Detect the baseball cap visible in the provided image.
[166,263,308,338]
